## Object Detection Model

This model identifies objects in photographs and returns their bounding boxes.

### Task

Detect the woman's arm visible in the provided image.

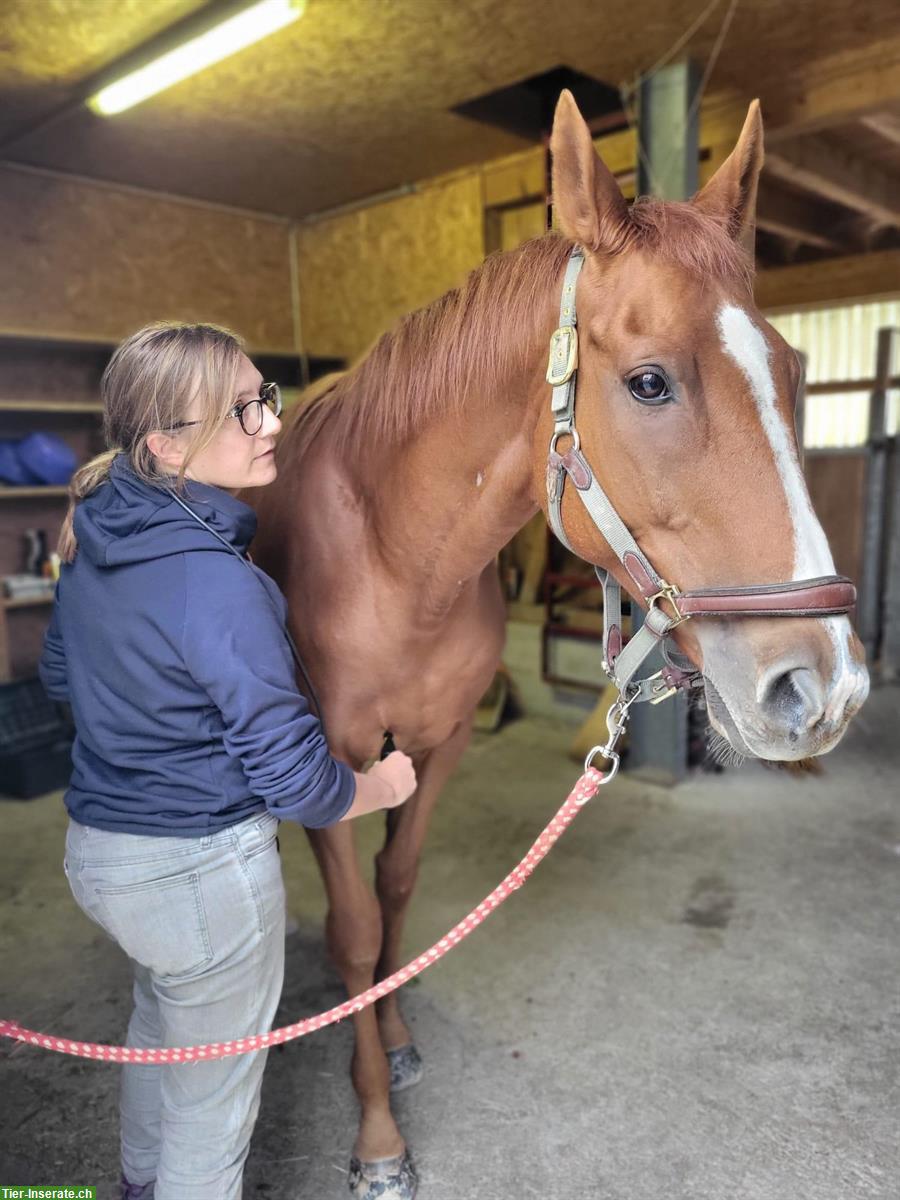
[180,554,413,827]
[38,590,69,702]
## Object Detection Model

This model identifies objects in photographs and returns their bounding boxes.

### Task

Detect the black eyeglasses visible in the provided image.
[168,381,283,437]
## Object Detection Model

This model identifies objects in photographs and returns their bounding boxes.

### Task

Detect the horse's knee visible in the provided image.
[327,896,383,978]
[375,854,419,910]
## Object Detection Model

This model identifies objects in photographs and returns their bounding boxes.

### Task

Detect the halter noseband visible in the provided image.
[545,247,856,709]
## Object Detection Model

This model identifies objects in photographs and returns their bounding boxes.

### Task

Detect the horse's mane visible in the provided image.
[285,199,751,468]
[284,233,573,468]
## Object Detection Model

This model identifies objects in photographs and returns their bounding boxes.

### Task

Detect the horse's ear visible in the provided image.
[693,100,764,259]
[550,89,628,252]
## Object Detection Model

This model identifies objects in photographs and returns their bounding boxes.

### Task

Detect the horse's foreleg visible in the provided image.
[374,717,474,1071]
[307,823,404,1168]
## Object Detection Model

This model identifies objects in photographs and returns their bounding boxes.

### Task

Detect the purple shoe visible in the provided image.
[119,1178,155,1200]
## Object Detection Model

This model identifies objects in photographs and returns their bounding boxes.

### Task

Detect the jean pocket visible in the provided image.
[93,871,213,979]
[242,812,280,861]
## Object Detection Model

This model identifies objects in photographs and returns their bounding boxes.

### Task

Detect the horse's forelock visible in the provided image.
[624,197,753,291]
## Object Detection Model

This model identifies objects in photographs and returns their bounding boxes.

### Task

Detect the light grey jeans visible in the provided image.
[64,810,285,1200]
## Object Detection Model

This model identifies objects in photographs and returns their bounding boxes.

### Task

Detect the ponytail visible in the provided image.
[57,448,122,563]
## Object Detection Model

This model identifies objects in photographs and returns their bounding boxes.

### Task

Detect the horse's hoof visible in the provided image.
[348,1149,417,1199]
[386,1043,424,1092]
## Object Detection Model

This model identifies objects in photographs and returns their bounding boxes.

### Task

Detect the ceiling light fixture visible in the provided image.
[87,0,305,116]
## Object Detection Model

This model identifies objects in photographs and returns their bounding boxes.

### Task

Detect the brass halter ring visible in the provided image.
[647,580,689,626]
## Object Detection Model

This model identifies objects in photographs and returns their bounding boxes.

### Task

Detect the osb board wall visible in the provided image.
[0,166,295,352]
[296,173,484,362]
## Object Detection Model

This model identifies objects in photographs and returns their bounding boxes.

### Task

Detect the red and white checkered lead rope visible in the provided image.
[1,768,605,1065]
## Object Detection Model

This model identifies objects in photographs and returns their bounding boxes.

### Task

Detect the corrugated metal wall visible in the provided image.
[768,302,900,448]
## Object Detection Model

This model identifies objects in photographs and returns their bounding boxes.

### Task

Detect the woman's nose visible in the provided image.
[262,407,281,436]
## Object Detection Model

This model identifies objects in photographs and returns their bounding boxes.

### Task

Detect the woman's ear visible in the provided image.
[146,431,186,473]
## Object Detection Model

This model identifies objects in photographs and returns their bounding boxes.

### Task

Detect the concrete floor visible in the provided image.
[1,669,899,1199]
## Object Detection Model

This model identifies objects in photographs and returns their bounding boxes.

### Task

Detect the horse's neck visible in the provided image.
[334,307,558,613]
[373,412,540,611]
[271,240,573,635]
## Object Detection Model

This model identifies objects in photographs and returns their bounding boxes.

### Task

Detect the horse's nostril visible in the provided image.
[760,666,826,732]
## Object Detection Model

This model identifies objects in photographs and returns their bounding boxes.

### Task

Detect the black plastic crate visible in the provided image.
[0,677,74,799]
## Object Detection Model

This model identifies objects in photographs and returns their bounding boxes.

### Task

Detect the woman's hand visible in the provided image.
[341,751,417,821]
[366,751,417,807]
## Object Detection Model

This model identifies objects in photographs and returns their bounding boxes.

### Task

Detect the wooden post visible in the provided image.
[859,327,900,669]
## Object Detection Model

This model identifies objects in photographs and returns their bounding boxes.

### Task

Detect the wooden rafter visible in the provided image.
[756,181,843,251]
[765,138,900,228]
[860,111,900,147]
[766,36,900,143]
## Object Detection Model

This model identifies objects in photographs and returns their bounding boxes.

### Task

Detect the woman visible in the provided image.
[39,322,417,1200]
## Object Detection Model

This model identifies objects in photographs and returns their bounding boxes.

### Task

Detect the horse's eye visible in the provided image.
[627,369,673,406]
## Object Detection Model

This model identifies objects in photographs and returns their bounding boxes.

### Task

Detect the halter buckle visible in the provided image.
[647,671,679,705]
[546,326,579,386]
[648,580,688,626]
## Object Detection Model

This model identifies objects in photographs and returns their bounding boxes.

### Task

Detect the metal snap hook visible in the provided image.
[582,745,620,788]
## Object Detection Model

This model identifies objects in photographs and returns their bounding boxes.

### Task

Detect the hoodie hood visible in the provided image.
[74,454,258,567]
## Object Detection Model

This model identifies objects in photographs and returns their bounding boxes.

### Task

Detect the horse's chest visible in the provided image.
[315,579,505,761]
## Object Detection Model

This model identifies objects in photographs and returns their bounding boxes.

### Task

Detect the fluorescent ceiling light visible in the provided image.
[88,0,305,116]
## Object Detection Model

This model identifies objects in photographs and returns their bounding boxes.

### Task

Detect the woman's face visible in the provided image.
[176,353,282,490]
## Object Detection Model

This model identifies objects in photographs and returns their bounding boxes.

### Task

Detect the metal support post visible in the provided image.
[626,60,702,784]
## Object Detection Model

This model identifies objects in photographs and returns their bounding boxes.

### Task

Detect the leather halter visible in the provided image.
[545,248,856,706]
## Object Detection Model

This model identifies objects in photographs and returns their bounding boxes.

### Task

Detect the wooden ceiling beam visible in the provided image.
[756,248,900,312]
[765,138,900,228]
[860,111,900,147]
[766,36,900,144]
[756,181,844,251]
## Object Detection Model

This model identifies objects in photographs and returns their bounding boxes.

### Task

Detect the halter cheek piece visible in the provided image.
[545,247,856,713]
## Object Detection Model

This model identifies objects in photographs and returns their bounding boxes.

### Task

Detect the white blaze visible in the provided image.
[716,304,834,579]
[716,303,857,709]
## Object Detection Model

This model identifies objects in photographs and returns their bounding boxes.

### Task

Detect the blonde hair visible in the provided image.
[58,322,245,562]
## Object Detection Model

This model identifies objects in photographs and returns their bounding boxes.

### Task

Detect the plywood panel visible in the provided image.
[0,167,295,351]
[297,174,484,362]
[496,203,546,253]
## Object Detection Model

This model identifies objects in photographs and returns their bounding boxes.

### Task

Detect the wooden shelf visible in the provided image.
[0,486,69,499]
[0,399,104,413]
[3,593,54,610]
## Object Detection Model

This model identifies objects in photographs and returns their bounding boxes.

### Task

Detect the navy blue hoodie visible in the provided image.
[38,455,355,835]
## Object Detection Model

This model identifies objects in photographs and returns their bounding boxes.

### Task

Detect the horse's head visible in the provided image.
[545,91,868,761]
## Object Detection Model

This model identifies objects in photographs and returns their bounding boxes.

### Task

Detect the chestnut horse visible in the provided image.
[244,92,868,1198]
